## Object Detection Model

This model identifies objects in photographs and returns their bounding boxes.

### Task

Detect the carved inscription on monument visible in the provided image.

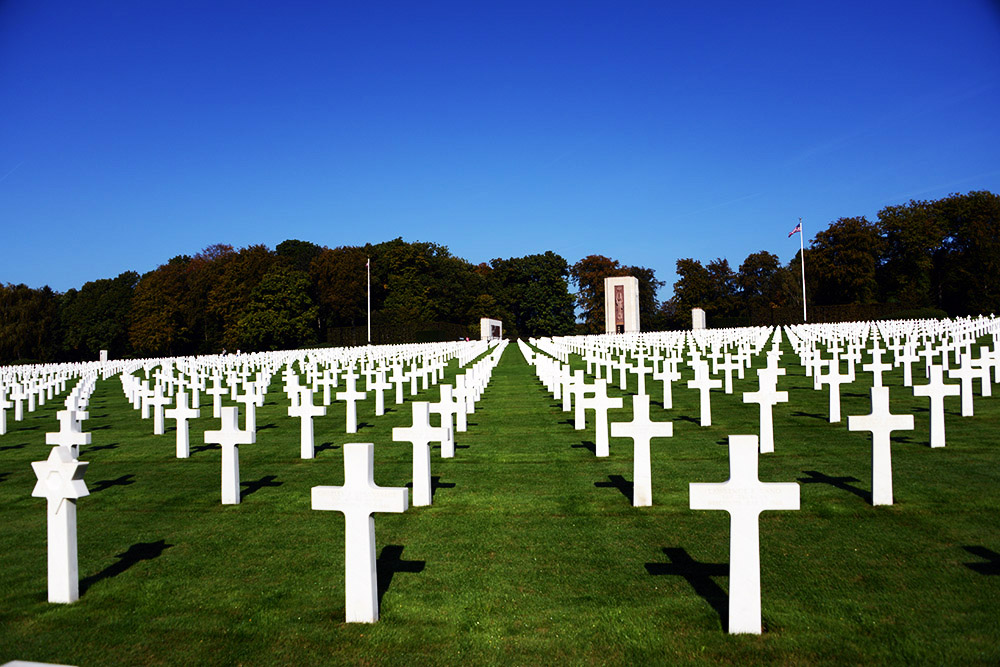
[615,285,625,327]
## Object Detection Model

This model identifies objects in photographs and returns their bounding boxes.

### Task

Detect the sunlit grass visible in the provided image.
[1,340,999,664]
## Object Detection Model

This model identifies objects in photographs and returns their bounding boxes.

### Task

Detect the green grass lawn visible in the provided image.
[1,340,999,665]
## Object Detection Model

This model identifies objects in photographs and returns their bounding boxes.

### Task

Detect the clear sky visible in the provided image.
[2,1,999,302]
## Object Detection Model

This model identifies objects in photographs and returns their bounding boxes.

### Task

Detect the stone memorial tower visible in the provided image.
[604,276,640,334]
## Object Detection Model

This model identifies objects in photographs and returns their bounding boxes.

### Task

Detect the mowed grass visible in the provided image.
[1,339,1000,665]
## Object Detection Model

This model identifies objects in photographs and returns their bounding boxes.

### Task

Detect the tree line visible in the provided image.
[662,190,1000,328]
[0,239,583,362]
[1,191,996,363]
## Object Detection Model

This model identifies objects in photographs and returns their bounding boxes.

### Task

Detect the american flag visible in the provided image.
[788,222,802,238]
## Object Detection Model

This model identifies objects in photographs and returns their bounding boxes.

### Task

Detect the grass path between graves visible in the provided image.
[2,340,1000,665]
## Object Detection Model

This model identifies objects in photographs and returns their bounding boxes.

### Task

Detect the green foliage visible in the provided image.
[8,189,999,360]
[276,239,323,273]
[936,191,1000,315]
[128,259,192,357]
[206,245,277,350]
[310,245,369,331]
[490,251,576,338]
[236,265,318,351]
[60,271,139,361]
[664,192,1000,326]
[0,283,61,363]
[570,255,663,334]
[668,258,740,327]
[807,216,882,306]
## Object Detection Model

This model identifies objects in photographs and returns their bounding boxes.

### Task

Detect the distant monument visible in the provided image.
[692,308,706,330]
[480,318,502,341]
[604,276,639,334]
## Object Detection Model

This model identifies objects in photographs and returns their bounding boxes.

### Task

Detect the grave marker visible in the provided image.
[31,446,89,603]
[392,401,449,506]
[689,435,800,634]
[204,406,254,505]
[610,394,673,506]
[848,386,914,506]
[311,443,409,623]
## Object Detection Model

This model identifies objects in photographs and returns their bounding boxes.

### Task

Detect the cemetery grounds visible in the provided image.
[1,331,999,665]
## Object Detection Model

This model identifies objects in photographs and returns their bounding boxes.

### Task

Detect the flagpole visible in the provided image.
[798,218,807,323]
[366,257,371,345]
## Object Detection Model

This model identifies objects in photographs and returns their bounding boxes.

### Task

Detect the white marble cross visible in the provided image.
[687,361,722,427]
[948,355,979,417]
[863,344,892,388]
[689,434,800,634]
[164,389,200,458]
[206,378,227,419]
[46,409,91,458]
[290,387,326,459]
[911,365,959,448]
[336,369,367,434]
[235,387,259,433]
[428,384,460,458]
[311,443,409,623]
[390,365,407,405]
[572,371,590,430]
[848,386,914,506]
[32,446,90,603]
[633,354,653,396]
[717,355,741,395]
[610,394,673,506]
[316,368,339,406]
[393,401,449,506]
[148,385,172,435]
[0,386,12,435]
[654,357,681,410]
[817,358,851,423]
[204,406,255,505]
[742,366,788,454]
[895,345,920,387]
[580,378,623,457]
[370,370,392,417]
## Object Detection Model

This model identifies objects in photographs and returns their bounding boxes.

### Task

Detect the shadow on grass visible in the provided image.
[241,475,282,500]
[405,476,456,500]
[376,545,425,610]
[572,441,596,455]
[258,423,277,431]
[962,546,1000,575]
[595,474,633,502]
[675,415,700,426]
[315,442,339,455]
[90,474,136,494]
[0,472,9,483]
[88,443,119,452]
[190,443,220,454]
[798,470,871,503]
[645,547,728,630]
[792,410,827,421]
[0,443,26,451]
[81,539,173,594]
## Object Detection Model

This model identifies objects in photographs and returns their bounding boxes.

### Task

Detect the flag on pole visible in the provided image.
[788,222,802,238]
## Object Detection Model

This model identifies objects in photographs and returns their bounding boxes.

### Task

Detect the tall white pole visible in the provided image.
[798,218,807,323]
[367,257,371,345]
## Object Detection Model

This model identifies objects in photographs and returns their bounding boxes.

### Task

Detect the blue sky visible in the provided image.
[2,1,999,303]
